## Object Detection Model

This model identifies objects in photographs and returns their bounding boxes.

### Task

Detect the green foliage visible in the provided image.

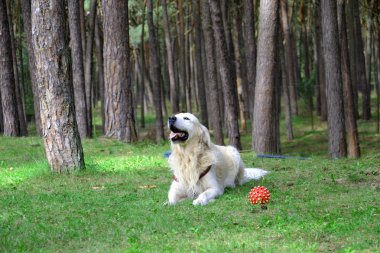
[1,116,380,252]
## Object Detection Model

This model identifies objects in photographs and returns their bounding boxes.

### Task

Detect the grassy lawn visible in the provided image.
[0,114,379,252]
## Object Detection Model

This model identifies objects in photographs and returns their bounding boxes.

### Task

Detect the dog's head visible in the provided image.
[168,113,210,146]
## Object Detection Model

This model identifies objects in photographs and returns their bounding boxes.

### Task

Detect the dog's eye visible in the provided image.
[183,117,190,120]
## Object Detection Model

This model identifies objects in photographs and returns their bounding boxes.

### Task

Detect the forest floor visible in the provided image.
[0,112,379,252]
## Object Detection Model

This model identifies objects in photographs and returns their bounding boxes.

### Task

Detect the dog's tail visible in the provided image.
[240,168,269,184]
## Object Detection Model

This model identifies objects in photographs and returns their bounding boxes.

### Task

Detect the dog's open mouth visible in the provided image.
[169,125,189,142]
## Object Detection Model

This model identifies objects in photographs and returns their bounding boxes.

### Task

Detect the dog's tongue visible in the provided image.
[169,132,184,139]
[170,132,179,139]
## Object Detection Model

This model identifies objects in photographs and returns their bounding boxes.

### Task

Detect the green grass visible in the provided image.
[1,114,380,252]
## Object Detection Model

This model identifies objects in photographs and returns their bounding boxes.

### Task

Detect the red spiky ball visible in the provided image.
[248,186,270,208]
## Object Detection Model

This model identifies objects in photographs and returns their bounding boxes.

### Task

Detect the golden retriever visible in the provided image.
[167,113,268,205]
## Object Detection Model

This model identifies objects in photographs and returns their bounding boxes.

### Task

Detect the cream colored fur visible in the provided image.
[167,113,267,206]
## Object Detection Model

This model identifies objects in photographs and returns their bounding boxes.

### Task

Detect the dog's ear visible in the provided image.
[200,125,211,147]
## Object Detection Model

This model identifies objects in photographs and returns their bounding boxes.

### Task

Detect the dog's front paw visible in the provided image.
[193,195,209,206]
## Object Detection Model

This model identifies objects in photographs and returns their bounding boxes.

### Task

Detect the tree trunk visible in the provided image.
[31,0,85,172]
[252,0,279,154]
[280,0,297,116]
[315,0,327,120]
[6,0,27,136]
[232,1,248,131]
[95,16,105,134]
[102,0,137,142]
[280,29,294,141]
[352,0,369,120]
[193,0,208,127]
[376,28,380,133]
[20,0,42,135]
[337,0,360,158]
[0,90,3,133]
[67,0,88,139]
[201,0,224,145]
[321,0,347,158]
[0,0,19,136]
[364,0,374,101]
[345,0,359,117]
[140,3,146,129]
[84,0,97,137]
[147,0,164,143]
[244,0,257,127]
[209,0,241,150]
[162,0,179,114]
[300,0,314,129]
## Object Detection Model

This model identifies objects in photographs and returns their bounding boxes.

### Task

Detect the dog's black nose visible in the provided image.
[168,116,176,124]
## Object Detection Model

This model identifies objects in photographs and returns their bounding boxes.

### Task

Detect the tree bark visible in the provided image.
[0,90,3,133]
[102,0,137,142]
[84,0,97,137]
[244,0,257,127]
[376,26,380,133]
[193,0,208,127]
[280,29,294,141]
[201,0,224,145]
[94,16,105,134]
[140,2,146,129]
[315,0,327,120]
[0,0,19,136]
[67,0,88,139]
[346,0,359,116]
[209,0,241,150]
[20,0,42,135]
[32,0,85,172]
[232,1,248,131]
[321,0,347,158]
[6,0,27,136]
[252,0,279,154]
[280,0,297,116]
[147,0,164,143]
[352,0,369,120]
[337,0,360,158]
[162,0,179,114]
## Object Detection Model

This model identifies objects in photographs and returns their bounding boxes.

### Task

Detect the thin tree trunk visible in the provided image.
[244,0,257,128]
[94,16,105,134]
[338,0,360,158]
[346,0,359,116]
[32,0,84,172]
[162,0,179,114]
[176,0,189,112]
[280,29,294,141]
[147,0,164,143]
[352,0,369,120]
[0,90,3,133]
[6,0,27,136]
[68,0,88,139]
[315,0,327,120]
[280,0,297,116]
[140,3,146,129]
[0,0,19,136]
[232,1,248,131]
[193,0,208,127]
[300,0,314,129]
[209,0,241,150]
[84,0,97,137]
[20,0,41,135]
[252,0,279,154]
[361,0,372,120]
[201,0,224,145]
[321,0,347,158]
[376,30,380,133]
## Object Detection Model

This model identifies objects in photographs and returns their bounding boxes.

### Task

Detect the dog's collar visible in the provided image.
[173,165,212,182]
